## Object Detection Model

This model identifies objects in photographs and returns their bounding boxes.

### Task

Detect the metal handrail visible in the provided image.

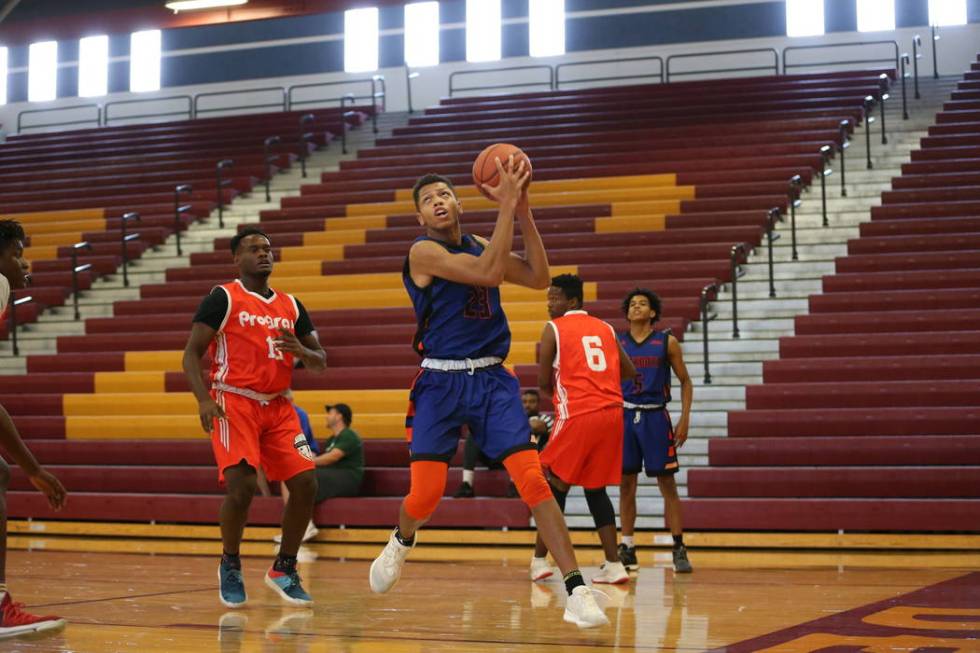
[788,175,803,260]
[298,114,315,178]
[8,296,31,357]
[555,56,664,89]
[819,145,833,228]
[70,241,93,321]
[120,212,141,288]
[912,35,922,99]
[728,244,749,339]
[448,65,554,97]
[193,86,287,119]
[405,66,420,113]
[863,95,876,169]
[339,94,357,154]
[286,78,379,111]
[765,208,781,298]
[931,25,940,79]
[216,160,234,229]
[782,40,899,75]
[838,119,850,197]
[16,103,102,134]
[665,48,778,83]
[174,185,193,257]
[878,73,890,145]
[699,282,719,385]
[900,54,911,120]
[104,95,192,125]
[263,137,280,202]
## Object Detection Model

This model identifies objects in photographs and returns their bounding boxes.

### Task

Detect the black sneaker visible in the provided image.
[506,482,518,498]
[672,545,693,573]
[453,482,475,498]
[617,543,638,571]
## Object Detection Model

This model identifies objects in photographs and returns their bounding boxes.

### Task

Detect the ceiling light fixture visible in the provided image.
[165,0,248,13]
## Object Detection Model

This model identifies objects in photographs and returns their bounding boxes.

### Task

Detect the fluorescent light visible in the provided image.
[165,0,247,12]
[78,35,108,98]
[785,0,824,37]
[0,47,7,105]
[857,0,895,32]
[405,2,439,68]
[28,41,58,102]
[344,7,379,73]
[130,30,162,92]
[530,0,565,57]
[466,0,501,63]
[929,0,967,26]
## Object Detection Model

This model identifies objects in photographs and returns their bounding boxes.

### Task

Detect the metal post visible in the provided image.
[864,96,875,170]
[216,159,233,229]
[299,114,314,179]
[789,175,802,259]
[729,244,747,339]
[9,296,31,357]
[174,184,192,257]
[263,137,280,202]
[406,66,420,114]
[878,75,889,146]
[819,145,832,228]
[700,283,717,385]
[912,35,922,99]
[838,120,849,197]
[931,25,939,79]
[766,208,779,298]
[900,54,910,120]
[120,212,140,288]
[70,241,92,321]
[371,75,385,133]
[339,95,354,155]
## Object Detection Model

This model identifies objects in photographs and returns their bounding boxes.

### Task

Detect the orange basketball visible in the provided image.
[472,143,532,199]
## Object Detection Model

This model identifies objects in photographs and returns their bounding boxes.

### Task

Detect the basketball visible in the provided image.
[472,143,532,199]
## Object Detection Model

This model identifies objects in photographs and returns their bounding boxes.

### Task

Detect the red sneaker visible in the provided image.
[0,592,66,639]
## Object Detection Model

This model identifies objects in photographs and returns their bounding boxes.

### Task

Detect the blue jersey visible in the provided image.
[403,234,511,360]
[619,329,671,405]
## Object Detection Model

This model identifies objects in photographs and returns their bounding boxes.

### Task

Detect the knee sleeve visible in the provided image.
[584,488,616,529]
[503,449,552,508]
[404,461,447,521]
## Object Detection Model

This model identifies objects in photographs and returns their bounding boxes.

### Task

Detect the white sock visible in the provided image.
[462,470,475,485]
[533,555,548,562]
[622,535,635,548]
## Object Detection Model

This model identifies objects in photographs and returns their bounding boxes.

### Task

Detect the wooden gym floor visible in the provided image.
[4,544,979,652]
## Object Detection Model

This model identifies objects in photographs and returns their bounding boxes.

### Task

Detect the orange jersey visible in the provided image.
[549,310,623,420]
[207,280,300,395]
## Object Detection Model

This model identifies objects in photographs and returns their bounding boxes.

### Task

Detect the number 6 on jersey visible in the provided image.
[582,336,607,372]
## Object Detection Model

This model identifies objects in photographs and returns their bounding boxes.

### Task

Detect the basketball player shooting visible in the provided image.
[368,153,611,628]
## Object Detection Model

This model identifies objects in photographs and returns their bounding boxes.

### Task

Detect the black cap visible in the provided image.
[325,403,353,426]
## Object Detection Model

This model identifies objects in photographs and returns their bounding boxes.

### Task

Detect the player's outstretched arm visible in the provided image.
[0,404,66,509]
[667,335,693,447]
[537,323,558,397]
[502,191,551,290]
[183,322,225,434]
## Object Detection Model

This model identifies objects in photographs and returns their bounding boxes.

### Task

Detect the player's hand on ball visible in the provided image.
[198,398,226,434]
[675,417,689,448]
[30,469,67,510]
[273,328,305,356]
[481,155,530,207]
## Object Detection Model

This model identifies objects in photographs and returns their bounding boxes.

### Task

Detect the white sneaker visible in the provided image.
[530,556,554,582]
[563,585,610,628]
[369,529,415,594]
[273,521,319,544]
[591,560,630,585]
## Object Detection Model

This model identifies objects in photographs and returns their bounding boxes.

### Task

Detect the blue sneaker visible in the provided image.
[265,568,313,606]
[218,562,247,608]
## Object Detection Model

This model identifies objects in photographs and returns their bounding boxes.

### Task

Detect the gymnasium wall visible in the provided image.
[1,0,980,132]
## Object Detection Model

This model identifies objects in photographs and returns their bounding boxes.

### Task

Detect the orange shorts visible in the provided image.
[211,390,315,483]
[539,407,624,489]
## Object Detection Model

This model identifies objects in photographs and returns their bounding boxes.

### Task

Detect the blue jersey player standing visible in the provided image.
[616,288,694,574]
[368,157,610,628]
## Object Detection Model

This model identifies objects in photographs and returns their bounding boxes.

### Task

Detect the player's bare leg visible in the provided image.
[265,469,317,605]
[617,473,640,571]
[657,475,692,573]
[217,463,256,607]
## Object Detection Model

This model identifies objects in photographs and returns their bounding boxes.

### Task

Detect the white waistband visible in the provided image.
[213,382,284,403]
[624,401,665,411]
[421,356,503,374]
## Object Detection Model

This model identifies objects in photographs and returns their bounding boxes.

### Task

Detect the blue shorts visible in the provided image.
[622,408,679,477]
[405,366,536,463]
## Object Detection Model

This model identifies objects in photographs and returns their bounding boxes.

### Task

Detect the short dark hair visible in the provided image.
[521,389,540,398]
[326,403,353,427]
[622,288,662,324]
[412,173,456,208]
[0,220,26,254]
[230,227,270,254]
[550,273,584,305]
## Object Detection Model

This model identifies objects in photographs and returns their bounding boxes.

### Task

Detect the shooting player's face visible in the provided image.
[416,182,461,230]
[235,235,274,278]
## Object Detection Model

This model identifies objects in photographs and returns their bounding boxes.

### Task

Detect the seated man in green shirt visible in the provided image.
[315,403,364,502]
